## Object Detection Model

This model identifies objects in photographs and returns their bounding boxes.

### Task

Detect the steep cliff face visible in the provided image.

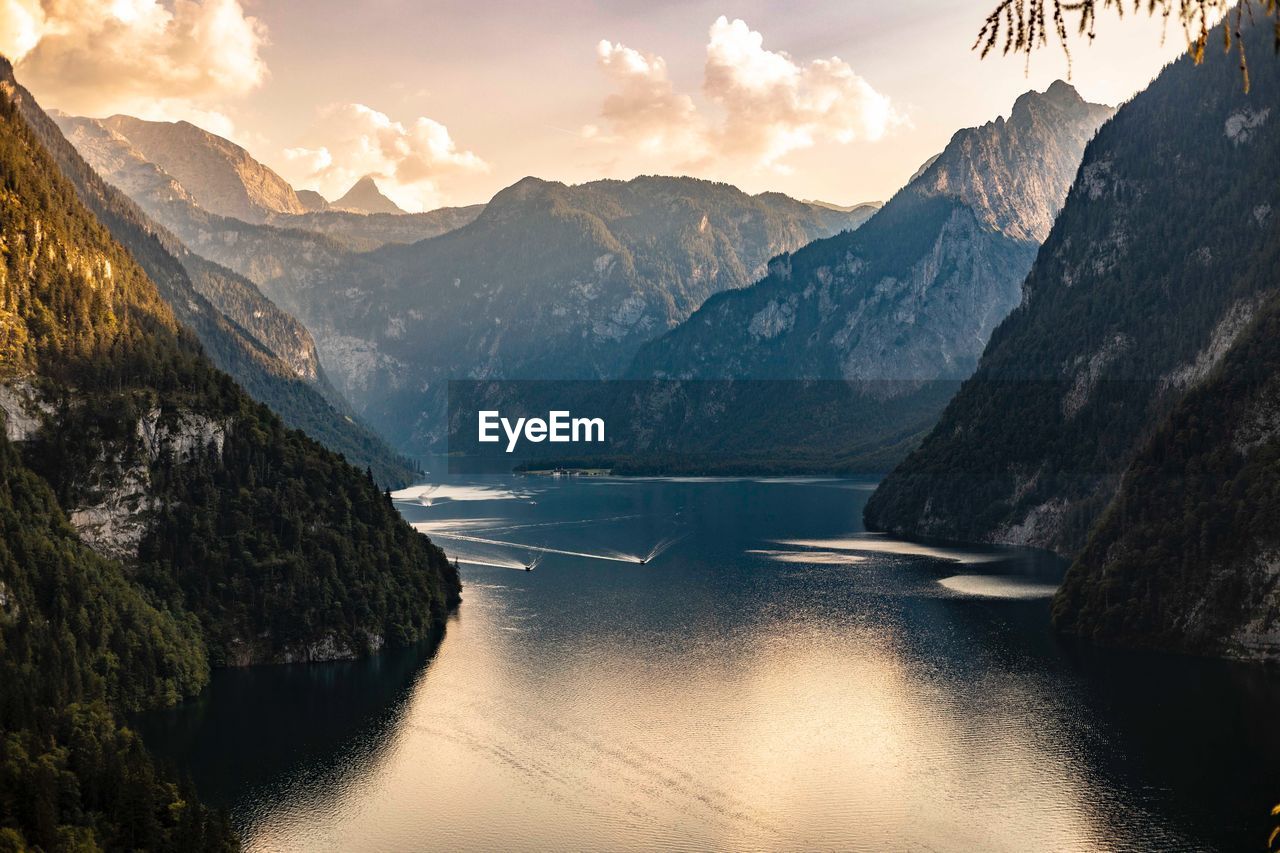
[54,114,322,378]
[100,114,307,221]
[865,22,1280,565]
[629,83,1112,385]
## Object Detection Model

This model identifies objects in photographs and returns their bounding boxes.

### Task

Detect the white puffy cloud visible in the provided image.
[0,0,267,130]
[587,40,706,160]
[587,16,901,172]
[278,103,488,213]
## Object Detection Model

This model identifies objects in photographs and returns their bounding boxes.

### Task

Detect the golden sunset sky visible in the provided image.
[1,0,1189,211]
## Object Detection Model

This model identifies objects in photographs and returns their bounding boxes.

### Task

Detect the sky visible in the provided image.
[0,0,1190,212]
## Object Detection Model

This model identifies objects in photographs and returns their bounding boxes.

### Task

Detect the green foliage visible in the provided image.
[0,61,460,849]
[29,93,417,487]
[137,406,460,665]
[0,429,231,850]
[1054,292,1280,654]
[0,87,460,662]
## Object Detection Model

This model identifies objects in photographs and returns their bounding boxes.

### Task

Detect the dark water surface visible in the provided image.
[138,473,1280,851]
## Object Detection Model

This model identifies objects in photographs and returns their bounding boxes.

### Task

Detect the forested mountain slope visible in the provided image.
[865,21,1280,563]
[1055,289,1280,660]
[0,65,460,666]
[629,82,1111,383]
[0,429,236,850]
[9,81,419,485]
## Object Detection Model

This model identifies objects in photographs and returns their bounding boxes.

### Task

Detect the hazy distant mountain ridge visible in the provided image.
[629,82,1112,385]
[58,113,482,256]
[100,114,307,222]
[268,205,485,251]
[276,174,879,450]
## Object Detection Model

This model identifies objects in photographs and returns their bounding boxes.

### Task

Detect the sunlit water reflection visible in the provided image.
[138,473,1280,851]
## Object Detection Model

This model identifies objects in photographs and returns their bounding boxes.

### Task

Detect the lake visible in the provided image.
[138,472,1280,851]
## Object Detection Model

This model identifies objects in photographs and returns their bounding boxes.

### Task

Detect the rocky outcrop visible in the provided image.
[1053,291,1280,661]
[41,111,417,485]
[68,408,227,562]
[0,382,48,442]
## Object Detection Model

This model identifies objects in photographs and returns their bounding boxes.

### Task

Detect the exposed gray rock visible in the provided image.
[631,82,1113,388]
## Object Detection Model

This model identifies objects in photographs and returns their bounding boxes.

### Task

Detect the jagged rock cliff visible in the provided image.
[43,112,418,485]
[251,175,879,451]
[629,83,1112,386]
[1054,291,1280,660]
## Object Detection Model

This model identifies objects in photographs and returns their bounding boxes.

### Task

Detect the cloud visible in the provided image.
[0,0,267,131]
[586,16,901,172]
[278,103,488,213]
[586,40,706,160]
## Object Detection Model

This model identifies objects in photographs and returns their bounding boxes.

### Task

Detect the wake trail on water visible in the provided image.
[641,532,689,563]
[477,513,646,535]
[417,528,642,564]
[453,556,531,571]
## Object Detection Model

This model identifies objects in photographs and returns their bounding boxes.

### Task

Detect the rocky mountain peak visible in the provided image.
[916,82,1113,242]
[332,175,405,215]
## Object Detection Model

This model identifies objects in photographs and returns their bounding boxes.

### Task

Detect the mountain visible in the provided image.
[333,174,406,214]
[264,175,882,451]
[802,199,882,217]
[99,114,307,222]
[0,60,460,846]
[628,83,1110,384]
[269,205,485,251]
[865,21,1280,658]
[0,427,236,850]
[57,113,482,254]
[1055,291,1280,660]
[49,112,420,485]
[1,57,459,662]
[297,188,331,211]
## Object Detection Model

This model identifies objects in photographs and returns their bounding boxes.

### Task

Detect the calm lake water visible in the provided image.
[138,472,1280,851]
